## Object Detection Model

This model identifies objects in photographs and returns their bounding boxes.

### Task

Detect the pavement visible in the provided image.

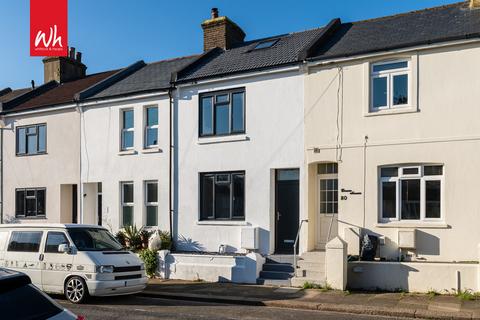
[141,279,480,319]
[57,295,402,320]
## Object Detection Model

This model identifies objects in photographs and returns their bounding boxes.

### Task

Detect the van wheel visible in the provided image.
[65,276,89,304]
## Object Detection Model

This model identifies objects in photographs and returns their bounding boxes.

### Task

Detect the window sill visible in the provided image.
[118,150,137,156]
[16,152,48,157]
[365,106,417,117]
[197,134,249,145]
[376,222,449,229]
[197,220,248,226]
[141,147,163,154]
[15,216,47,220]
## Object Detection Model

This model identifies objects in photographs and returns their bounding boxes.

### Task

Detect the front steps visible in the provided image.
[290,250,326,287]
[257,255,294,286]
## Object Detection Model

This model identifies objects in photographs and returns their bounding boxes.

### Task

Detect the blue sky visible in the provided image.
[0,0,460,89]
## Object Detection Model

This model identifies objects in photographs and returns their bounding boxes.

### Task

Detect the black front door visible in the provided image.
[275,169,300,254]
[72,184,78,224]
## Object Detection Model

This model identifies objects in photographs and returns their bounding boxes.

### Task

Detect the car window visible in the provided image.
[0,284,63,320]
[45,232,69,253]
[7,231,43,252]
[67,228,123,251]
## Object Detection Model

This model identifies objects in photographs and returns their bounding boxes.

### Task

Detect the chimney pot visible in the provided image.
[42,47,87,83]
[211,8,219,19]
[76,51,82,63]
[69,47,75,59]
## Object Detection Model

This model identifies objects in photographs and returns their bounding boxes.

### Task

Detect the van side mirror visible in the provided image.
[58,243,71,253]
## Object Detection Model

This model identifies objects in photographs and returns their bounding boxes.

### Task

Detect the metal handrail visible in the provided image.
[293,219,308,277]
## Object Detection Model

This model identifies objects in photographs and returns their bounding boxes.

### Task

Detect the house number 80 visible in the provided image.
[340,196,348,200]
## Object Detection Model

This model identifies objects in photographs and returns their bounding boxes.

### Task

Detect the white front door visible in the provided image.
[316,163,339,249]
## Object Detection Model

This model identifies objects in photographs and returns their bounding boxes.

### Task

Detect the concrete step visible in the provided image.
[297,260,324,270]
[259,270,293,280]
[290,276,326,288]
[265,255,296,264]
[299,251,325,261]
[295,269,325,279]
[257,278,292,286]
[262,263,294,273]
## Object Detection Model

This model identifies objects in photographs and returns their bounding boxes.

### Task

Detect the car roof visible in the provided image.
[0,223,107,230]
[0,268,31,294]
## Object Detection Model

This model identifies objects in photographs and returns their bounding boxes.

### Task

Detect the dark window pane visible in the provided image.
[15,190,25,216]
[123,183,133,203]
[402,167,418,175]
[373,61,408,72]
[146,206,158,226]
[8,231,43,252]
[122,131,134,149]
[381,167,398,177]
[215,104,230,135]
[215,182,231,219]
[200,97,213,136]
[401,179,420,220]
[146,183,158,203]
[277,169,299,181]
[123,110,134,129]
[146,128,158,146]
[216,174,230,183]
[232,92,244,132]
[26,196,37,217]
[27,127,36,135]
[17,128,26,154]
[38,125,46,152]
[426,180,441,218]
[36,189,45,216]
[254,39,278,50]
[318,163,338,174]
[382,181,396,218]
[122,206,133,226]
[373,77,387,108]
[216,94,229,103]
[232,174,244,218]
[393,74,408,105]
[45,232,69,253]
[424,165,443,176]
[146,107,158,126]
[27,134,37,154]
[200,175,214,219]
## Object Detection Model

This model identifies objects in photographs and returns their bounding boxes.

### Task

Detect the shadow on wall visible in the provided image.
[349,262,419,292]
[175,235,206,252]
[415,230,440,256]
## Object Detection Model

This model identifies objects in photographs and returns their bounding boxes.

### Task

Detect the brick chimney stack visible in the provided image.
[201,8,246,52]
[42,47,87,83]
[470,0,480,8]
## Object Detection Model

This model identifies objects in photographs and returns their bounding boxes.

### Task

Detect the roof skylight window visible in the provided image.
[253,39,278,50]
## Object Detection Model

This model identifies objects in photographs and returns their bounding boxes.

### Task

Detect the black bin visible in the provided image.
[360,234,378,261]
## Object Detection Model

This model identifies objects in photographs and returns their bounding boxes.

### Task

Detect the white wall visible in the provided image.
[80,94,171,232]
[176,70,305,255]
[305,42,480,261]
[2,109,80,224]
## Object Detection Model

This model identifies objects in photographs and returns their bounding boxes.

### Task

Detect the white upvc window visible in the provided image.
[144,106,158,148]
[145,181,158,227]
[121,182,134,227]
[121,109,134,150]
[370,60,410,111]
[379,165,443,223]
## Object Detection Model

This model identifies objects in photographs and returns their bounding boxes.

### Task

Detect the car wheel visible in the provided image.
[65,276,88,304]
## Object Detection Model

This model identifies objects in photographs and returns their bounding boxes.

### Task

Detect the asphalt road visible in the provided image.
[56,294,405,320]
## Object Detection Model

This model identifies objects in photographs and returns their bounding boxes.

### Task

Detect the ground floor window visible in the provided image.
[145,181,158,226]
[15,188,46,218]
[200,171,245,220]
[121,182,134,226]
[380,164,443,222]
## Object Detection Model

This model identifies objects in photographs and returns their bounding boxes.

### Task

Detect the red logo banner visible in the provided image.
[30,0,68,56]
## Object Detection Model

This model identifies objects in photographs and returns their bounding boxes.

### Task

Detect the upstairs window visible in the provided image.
[121,109,134,150]
[15,188,46,218]
[199,89,245,137]
[380,165,443,222]
[144,106,158,148]
[16,124,46,156]
[371,60,409,111]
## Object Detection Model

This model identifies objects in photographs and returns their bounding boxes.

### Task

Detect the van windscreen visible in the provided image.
[67,228,123,251]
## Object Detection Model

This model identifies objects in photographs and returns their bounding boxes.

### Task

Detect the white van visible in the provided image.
[0,224,147,303]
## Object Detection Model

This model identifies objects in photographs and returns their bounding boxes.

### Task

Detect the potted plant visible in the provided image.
[140,228,153,249]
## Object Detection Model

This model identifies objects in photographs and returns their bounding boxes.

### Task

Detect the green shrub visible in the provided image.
[115,231,126,247]
[456,289,476,301]
[123,225,142,251]
[139,249,158,278]
[158,230,172,250]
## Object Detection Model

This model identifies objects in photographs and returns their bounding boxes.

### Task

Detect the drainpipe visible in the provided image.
[0,124,3,224]
[77,102,83,224]
[168,88,174,244]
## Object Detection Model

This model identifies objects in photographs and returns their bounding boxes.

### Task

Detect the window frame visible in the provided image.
[121,182,134,227]
[144,180,158,227]
[199,171,245,221]
[318,163,338,215]
[15,187,46,219]
[144,105,159,149]
[16,123,47,156]
[121,109,134,151]
[379,165,444,223]
[199,88,246,138]
[370,59,411,111]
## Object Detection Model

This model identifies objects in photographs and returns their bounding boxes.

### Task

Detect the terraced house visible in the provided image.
[2,0,480,291]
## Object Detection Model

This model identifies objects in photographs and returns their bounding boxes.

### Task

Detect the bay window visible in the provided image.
[380,165,443,222]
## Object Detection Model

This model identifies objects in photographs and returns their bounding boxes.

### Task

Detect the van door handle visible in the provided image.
[39,254,44,261]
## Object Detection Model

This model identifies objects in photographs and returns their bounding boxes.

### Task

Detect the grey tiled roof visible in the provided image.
[0,88,31,103]
[176,27,326,82]
[92,55,198,99]
[310,1,480,61]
